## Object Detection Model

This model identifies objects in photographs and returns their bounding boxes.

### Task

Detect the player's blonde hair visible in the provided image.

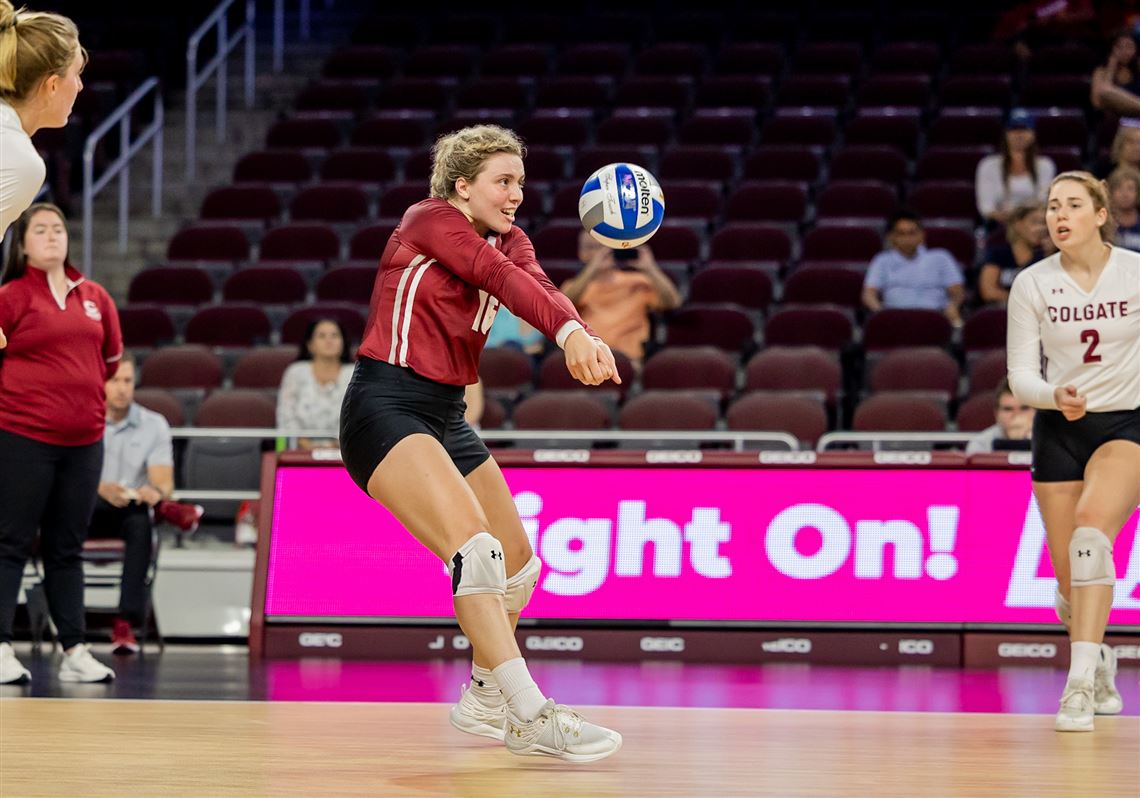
[429,125,526,200]
[0,1,83,104]
[1048,171,1116,243]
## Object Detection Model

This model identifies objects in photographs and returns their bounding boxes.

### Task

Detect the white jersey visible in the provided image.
[1007,246,1140,412]
[0,99,46,236]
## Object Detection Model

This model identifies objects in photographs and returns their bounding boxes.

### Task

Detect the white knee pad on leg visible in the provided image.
[449,532,506,598]
[1054,589,1072,628]
[504,555,542,614]
[1069,527,1115,588]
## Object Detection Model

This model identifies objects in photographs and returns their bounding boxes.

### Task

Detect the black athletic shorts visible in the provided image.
[339,357,491,493]
[1031,407,1140,482]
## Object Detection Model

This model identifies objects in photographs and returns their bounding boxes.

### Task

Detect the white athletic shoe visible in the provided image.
[1094,643,1123,715]
[449,684,507,741]
[58,644,115,683]
[1055,679,1095,732]
[504,699,622,763]
[0,642,31,685]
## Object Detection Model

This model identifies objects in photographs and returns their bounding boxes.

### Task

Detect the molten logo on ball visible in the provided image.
[578,162,665,249]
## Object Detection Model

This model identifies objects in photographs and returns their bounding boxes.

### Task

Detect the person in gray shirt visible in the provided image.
[966,377,1035,454]
[90,352,173,655]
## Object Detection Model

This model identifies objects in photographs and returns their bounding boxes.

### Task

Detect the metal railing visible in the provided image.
[816,431,980,452]
[81,77,164,276]
[272,0,312,71]
[166,427,800,502]
[186,0,256,182]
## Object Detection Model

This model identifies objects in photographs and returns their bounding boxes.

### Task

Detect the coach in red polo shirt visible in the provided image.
[0,203,120,685]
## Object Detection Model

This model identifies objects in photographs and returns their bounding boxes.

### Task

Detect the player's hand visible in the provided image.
[1054,385,1086,422]
[594,338,621,385]
[564,329,617,386]
[0,326,6,349]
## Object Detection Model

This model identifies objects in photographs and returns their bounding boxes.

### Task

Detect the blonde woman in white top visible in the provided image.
[277,318,354,450]
[1007,171,1140,732]
[0,0,86,353]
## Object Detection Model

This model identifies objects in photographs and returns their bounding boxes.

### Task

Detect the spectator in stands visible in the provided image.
[0,203,118,685]
[486,307,544,356]
[92,352,172,655]
[977,202,1047,306]
[1091,29,1140,119]
[1107,165,1140,250]
[277,318,353,450]
[862,209,966,326]
[966,378,1035,454]
[975,109,1057,226]
[561,230,680,365]
[1094,118,1140,178]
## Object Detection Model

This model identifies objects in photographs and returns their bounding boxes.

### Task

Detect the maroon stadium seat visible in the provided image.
[695,76,772,109]
[710,223,793,262]
[635,43,707,75]
[716,43,784,75]
[801,224,883,262]
[512,392,612,430]
[596,108,675,147]
[939,76,1013,109]
[231,346,301,390]
[908,180,978,221]
[852,394,946,432]
[478,347,535,394]
[200,187,281,224]
[794,42,863,76]
[133,388,186,427]
[763,307,853,351]
[537,349,635,399]
[658,145,736,182]
[761,109,837,147]
[265,117,342,150]
[375,78,456,111]
[743,146,823,183]
[167,225,250,263]
[916,146,992,181]
[559,43,631,75]
[968,350,1007,396]
[233,150,312,184]
[613,76,693,111]
[679,108,757,146]
[776,75,851,109]
[619,390,719,431]
[185,304,273,348]
[962,307,1007,355]
[744,346,842,405]
[138,345,223,390]
[863,309,953,351]
[855,74,931,108]
[726,392,828,446]
[322,46,398,80]
[927,108,1004,147]
[320,148,397,185]
[665,304,756,352]
[535,76,613,108]
[222,267,308,305]
[869,347,960,400]
[349,224,395,261]
[815,180,899,220]
[259,223,341,262]
[195,389,277,428]
[118,306,177,349]
[351,110,434,147]
[315,267,376,304]
[871,42,941,74]
[295,80,370,113]
[781,266,864,311]
[281,305,366,346]
[956,393,997,432]
[725,181,808,225]
[128,267,214,306]
[844,108,922,156]
[290,186,369,223]
[482,43,551,77]
[641,347,737,397]
[688,265,774,312]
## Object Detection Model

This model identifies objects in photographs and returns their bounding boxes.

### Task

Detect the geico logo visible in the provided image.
[640,636,685,653]
[525,635,584,652]
[898,639,934,655]
[532,449,591,463]
[310,448,342,462]
[997,642,1057,658]
[645,450,703,464]
[759,451,818,465]
[298,632,343,648]
[761,637,812,653]
[1111,645,1139,660]
[873,451,932,466]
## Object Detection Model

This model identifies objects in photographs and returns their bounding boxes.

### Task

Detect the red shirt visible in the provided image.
[358,199,592,385]
[0,265,123,445]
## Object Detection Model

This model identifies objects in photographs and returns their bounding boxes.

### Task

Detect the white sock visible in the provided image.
[1068,641,1100,683]
[469,664,501,704]
[492,657,548,721]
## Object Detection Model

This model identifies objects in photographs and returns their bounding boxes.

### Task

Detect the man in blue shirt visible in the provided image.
[90,353,173,655]
[862,209,966,326]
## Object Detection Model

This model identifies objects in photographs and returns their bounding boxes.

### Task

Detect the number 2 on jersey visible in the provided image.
[1080,329,1102,364]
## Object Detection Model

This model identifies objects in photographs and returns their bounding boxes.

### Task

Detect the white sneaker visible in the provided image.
[0,642,31,685]
[1094,643,1123,715]
[449,684,507,741]
[58,644,115,683]
[1055,679,1095,732]
[504,699,622,763]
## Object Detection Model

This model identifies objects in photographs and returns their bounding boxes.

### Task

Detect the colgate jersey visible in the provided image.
[358,198,592,386]
[1007,246,1140,411]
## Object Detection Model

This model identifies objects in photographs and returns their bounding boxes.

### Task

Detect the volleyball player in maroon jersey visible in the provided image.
[340,126,623,762]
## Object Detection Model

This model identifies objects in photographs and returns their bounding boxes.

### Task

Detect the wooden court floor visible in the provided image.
[0,699,1136,797]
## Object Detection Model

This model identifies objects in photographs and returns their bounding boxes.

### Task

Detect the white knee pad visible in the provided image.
[504,555,542,614]
[1069,527,1115,588]
[449,532,506,598]
[1054,589,1072,628]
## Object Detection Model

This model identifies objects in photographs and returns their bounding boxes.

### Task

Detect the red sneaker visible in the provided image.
[111,618,139,655]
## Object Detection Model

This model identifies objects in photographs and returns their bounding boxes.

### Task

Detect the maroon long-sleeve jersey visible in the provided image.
[357,198,591,386]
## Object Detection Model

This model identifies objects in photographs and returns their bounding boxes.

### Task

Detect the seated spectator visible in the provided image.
[1093,117,1140,178]
[977,202,1047,306]
[1091,28,1140,120]
[966,378,1035,454]
[1108,165,1140,250]
[975,109,1056,226]
[91,352,173,655]
[561,230,680,365]
[486,307,544,355]
[862,209,966,326]
[277,318,354,449]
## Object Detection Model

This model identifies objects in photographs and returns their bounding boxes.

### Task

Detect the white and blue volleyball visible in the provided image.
[578,162,665,248]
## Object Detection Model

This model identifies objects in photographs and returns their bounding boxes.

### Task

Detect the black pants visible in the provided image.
[89,500,154,625]
[0,429,103,650]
